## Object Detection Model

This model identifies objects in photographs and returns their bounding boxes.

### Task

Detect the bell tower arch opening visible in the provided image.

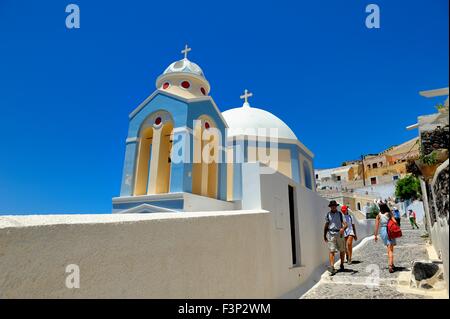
[192,115,219,199]
[133,110,174,196]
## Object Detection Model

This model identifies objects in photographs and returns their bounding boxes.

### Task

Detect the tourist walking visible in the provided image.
[393,207,401,227]
[408,209,419,229]
[341,205,357,264]
[324,200,348,275]
[374,203,398,273]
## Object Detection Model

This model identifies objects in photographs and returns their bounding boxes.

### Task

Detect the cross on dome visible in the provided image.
[240,89,253,108]
[181,44,192,60]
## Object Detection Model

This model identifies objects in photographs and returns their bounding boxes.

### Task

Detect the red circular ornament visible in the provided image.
[155,117,162,125]
[162,82,170,89]
[204,122,210,129]
[181,81,190,89]
[200,87,206,95]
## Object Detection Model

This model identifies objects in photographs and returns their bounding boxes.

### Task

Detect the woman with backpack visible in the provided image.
[374,203,401,273]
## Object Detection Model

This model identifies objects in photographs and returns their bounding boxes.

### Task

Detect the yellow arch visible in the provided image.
[134,127,153,195]
[192,116,218,198]
[154,122,174,194]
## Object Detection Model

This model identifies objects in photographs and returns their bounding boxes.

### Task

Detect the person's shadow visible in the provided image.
[338,268,359,275]
[393,266,409,272]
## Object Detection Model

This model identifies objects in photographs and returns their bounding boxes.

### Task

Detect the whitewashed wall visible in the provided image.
[259,167,329,297]
[0,212,276,298]
[0,165,375,299]
[242,163,375,297]
[354,182,396,199]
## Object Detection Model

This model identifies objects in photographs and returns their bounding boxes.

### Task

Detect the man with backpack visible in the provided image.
[324,200,348,275]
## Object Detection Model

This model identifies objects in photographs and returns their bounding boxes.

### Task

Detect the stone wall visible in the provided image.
[429,160,449,293]
[417,121,449,294]
[420,125,449,156]
[433,165,449,223]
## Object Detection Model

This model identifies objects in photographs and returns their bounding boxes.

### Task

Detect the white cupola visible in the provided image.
[155,45,211,99]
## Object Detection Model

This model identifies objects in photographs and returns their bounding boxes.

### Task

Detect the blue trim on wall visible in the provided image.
[232,162,242,201]
[169,130,192,193]
[289,145,300,184]
[113,199,184,211]
[128,93,189,138]
[303,159,313,190]
[218,162,227,200]
[120,141,138,196]
[232,139,245,201]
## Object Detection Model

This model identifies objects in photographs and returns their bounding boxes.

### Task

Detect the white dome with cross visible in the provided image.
[156,45,210,98]
[222,89,298,141]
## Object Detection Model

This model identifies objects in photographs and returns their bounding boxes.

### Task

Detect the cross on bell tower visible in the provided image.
[181,44,192,60]
[240,89,253,108]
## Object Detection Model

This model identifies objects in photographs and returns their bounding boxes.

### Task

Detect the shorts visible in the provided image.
[327,232,346,253]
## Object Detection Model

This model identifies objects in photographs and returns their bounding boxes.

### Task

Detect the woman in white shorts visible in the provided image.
[341,205,357,264]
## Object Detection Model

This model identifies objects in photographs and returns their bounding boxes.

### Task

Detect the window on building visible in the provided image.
[370,177,377,185]
[372,163,378,169]
[357,202,361,210]
[379,162,383,167]
[393,175,399,181]
[315,174,319,179]
[303,160,313,190]
[288,185,300,266]
[336,176,341,181]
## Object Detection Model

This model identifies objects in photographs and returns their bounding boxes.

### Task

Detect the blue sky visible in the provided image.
[0,0,448,214]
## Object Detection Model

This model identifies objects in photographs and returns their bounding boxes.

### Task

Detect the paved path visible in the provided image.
[302,224,432,299]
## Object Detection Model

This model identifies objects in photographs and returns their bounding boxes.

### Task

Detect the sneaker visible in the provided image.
[340,264,345,271]
[327,266,336,275]
[348,260,353,265]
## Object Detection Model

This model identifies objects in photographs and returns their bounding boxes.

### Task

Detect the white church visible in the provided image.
[0,46,373,298]
[112,45,317,214]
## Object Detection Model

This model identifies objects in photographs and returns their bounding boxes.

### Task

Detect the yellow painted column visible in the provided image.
[156,123,173,194]
[134,127,154,195]
[147,127,162,194]
[200,138,209,196]
[192,122,203,195]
